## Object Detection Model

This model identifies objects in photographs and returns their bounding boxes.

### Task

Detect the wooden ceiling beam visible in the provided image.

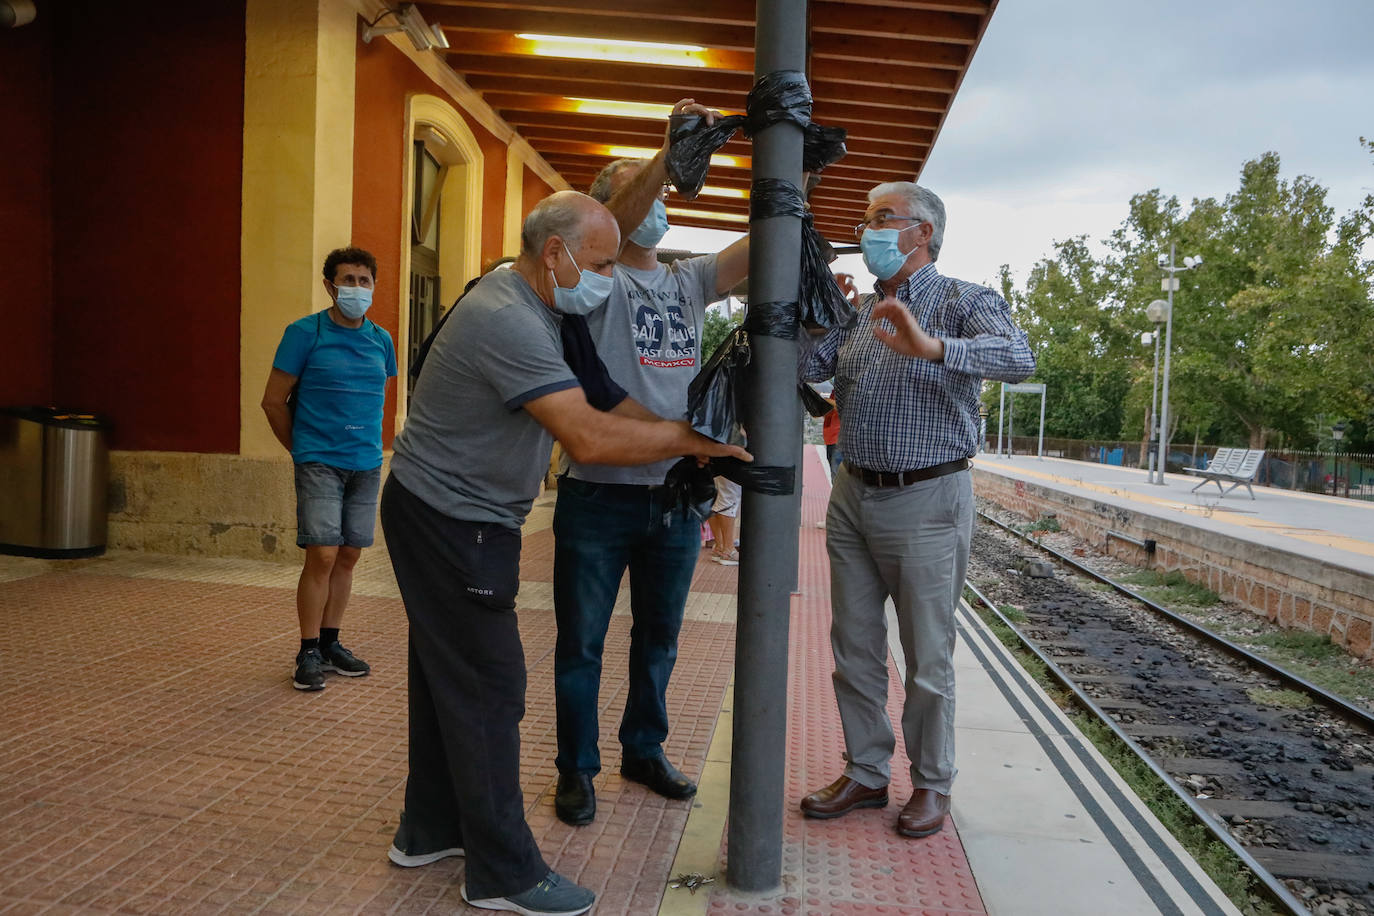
[811,78,948,112]
[518,123,752,155]
[464,71,748,106]
[502,107,936,148]
[421,0,752,27]
[809,56,957,92]
[813,33,969,69]
[482,82,751,115]
[810,4,980,43]
[811,98,942,129]
[425,7,759,52]
[447,53,754,89]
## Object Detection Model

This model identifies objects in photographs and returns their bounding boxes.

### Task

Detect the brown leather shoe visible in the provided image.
[800,775,888,819]
[897,789,950,837]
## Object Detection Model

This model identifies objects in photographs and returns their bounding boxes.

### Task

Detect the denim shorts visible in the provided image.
[294,462,382,548]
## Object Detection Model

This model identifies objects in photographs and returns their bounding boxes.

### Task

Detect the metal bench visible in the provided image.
[1184,448,1236,481]
[1188,448,1266,499]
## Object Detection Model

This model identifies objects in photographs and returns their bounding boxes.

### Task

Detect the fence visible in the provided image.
[983,436,1374,501]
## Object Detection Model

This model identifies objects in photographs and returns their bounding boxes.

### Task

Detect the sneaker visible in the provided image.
[320,641,370,677]
[462,870,594,915]
[387,843,464,867]
[293,648,325,691]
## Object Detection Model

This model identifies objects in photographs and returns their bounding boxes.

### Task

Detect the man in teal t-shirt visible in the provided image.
[262,247,397,692]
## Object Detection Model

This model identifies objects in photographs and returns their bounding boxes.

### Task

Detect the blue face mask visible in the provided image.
[334,284,373,319]
[628,197,669,249]
[859,226,919,281]
[550,241,614,316]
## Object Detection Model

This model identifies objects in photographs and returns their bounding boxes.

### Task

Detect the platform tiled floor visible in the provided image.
[0,449,984,915]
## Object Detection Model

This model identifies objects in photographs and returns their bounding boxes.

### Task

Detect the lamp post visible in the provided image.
[1332,422,1346,497]
[1150,243,1201,486]
[978,403,989,452]
[1141,321,1164,483]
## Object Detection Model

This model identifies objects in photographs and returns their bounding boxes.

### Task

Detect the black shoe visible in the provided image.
[555,773,596,826]
[620,755,697,800]
[293,648,325,691]
[320,641,370,677]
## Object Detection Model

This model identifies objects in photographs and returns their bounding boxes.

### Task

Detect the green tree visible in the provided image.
[999,145,1374,454]
[995,238,1134,440]
[701,306,744,359]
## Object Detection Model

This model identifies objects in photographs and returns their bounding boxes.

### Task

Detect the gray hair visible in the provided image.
[869,181,946,261]
[520,191,592,255]
[588,158,647,203]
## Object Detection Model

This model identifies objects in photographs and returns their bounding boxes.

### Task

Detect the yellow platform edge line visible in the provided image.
[657,680,734,916]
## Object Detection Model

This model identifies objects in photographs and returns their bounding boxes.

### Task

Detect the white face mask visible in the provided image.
[550,241,614,315]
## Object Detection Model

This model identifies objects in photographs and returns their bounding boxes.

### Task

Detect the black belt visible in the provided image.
[845,457,970,487]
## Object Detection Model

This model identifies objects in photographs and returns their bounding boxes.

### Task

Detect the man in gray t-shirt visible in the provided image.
[551,101,752,829]
[381,189,747,916]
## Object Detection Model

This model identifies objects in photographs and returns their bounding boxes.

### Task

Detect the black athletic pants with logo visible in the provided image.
[380,475,546,900]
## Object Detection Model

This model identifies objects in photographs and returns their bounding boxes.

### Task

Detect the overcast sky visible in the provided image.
[668,0,1374,296]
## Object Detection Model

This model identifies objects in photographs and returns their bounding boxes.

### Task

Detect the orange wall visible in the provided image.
[352,36,512,443]
[475,129,511,265]
[0,14,54,408]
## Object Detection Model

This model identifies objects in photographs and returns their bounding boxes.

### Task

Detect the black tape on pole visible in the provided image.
[666,70,848,199]
[744,300,800,341]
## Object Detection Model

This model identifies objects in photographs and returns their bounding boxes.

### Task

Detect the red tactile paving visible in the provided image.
[703,447,986,916]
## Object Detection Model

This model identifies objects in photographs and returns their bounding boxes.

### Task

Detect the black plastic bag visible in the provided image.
[687,326,750,446]
[803,122,848,173]
[800,383,834,418]
[666,113,745,200]
[800,212,856,331]
[662,457,718,522]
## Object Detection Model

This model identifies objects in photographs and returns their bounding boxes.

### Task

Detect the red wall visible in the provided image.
[0,14,54,407]
[48,0,244,451]
[352,35,511,444]
[523,168,554,219]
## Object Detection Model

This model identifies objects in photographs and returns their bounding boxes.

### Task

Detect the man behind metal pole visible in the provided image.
[726,0,807,892]
[799,181,1034,837]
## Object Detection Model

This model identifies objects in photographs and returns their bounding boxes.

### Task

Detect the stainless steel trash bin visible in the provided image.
[0,407,110,558]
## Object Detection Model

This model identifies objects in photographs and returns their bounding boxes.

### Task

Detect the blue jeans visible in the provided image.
[294,462,381,548]
[553,477,701,774]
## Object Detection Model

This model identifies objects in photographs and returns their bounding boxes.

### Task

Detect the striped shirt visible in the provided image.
[800,263,1035,472]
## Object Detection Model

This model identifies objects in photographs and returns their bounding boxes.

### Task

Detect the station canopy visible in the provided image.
[419,0,998,243]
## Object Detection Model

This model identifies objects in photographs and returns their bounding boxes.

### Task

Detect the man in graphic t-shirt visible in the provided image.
[551,99,752,826]
[261,247,396,693]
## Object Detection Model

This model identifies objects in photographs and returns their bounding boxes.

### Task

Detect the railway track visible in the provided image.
[967,511,1374,916]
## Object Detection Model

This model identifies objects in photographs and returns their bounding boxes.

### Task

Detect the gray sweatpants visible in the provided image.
[825,467,973,795]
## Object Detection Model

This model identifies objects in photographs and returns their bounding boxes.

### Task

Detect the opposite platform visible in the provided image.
[972,454,1374,659]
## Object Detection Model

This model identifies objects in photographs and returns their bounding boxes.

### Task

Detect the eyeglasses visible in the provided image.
[854,214,920,241]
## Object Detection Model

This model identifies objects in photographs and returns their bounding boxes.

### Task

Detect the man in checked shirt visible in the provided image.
[798,181,1035,838]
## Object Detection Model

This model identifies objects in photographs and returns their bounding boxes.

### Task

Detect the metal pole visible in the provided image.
[1008,396,1015,457]
[728,0,805,892]
[1037,390,1045,458]
[1155,242,1176,486]
[997,384,1005,456]
[1147,328,1161,482]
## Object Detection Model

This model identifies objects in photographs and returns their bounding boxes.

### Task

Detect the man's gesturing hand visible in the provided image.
[871,298,944,361]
